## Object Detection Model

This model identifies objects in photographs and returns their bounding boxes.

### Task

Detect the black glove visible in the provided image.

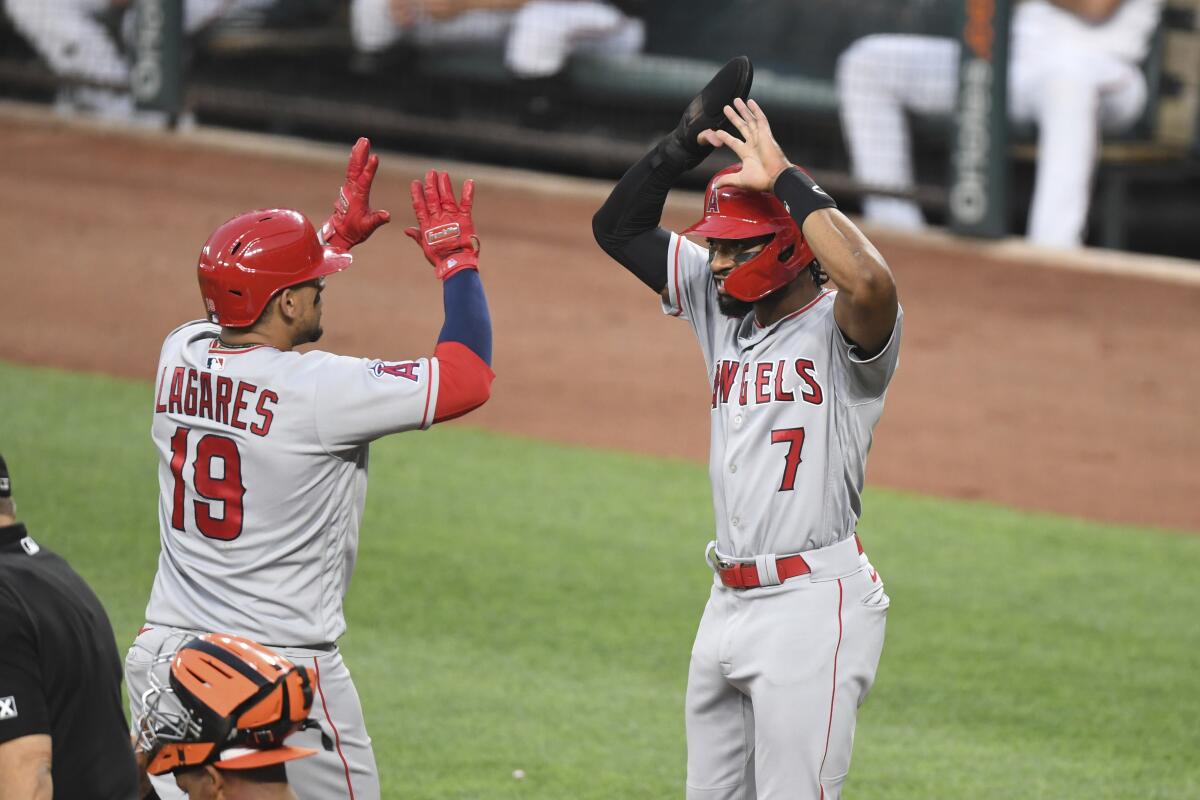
[653,55,754,173]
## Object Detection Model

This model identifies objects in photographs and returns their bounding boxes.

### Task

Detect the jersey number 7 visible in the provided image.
[169,425,246,540]
[770,427,806,492]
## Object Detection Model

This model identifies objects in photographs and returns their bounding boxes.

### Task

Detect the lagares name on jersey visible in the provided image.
[711,358,824,409]
[154,366,278,438]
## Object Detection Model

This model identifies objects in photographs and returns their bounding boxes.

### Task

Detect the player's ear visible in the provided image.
[275,287,300,323]
[204,764,225,798]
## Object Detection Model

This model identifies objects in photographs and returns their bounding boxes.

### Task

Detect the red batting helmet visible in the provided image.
[682,166,815,302]
[197,209,352,328]
[138,633,319,775]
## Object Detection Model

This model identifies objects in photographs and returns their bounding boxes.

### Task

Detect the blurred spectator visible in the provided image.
[350,0,644,79]
[0,453,139,799]
[837,0,1164,248]
[2,0,277,120]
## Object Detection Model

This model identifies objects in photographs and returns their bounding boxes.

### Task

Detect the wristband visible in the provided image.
[773,167,837,228]
[318,220,350,251]
[435,249,479,281]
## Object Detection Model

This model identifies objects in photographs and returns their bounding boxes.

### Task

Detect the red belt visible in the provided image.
[715,535,863,589]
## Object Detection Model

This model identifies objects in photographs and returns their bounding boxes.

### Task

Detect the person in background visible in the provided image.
[350,0,644,80]
[0,453,139,800]
[2,0,277,120]
[837,0,1164,248]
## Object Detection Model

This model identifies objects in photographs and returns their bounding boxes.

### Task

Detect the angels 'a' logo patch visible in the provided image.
[706,188,720,214]
[370,360,421,381]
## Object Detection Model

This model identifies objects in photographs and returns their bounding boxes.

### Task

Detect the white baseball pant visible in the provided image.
[503,0,644,79]
[3,0,128,87]
[837,34,1146,247]
[350,0,643,79]
[685,536,888,800]
[126,624,381,800]
[4,0,275,117]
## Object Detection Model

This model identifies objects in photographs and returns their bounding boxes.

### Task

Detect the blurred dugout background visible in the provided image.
[1,0,1198,256]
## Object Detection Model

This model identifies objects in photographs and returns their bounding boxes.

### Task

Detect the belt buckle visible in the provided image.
[705,541,735,572]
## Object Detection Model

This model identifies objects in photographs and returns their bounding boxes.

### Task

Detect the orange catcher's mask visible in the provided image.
[138,633,321,775]
[197,209,352,328]
[682,166,815,303]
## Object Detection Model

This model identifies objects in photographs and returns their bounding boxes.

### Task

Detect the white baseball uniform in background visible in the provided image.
[349,0,644,79]
[127,319,445,800]
[3,0,274,118]
[837,0,1164,248]
[663,234,901,800]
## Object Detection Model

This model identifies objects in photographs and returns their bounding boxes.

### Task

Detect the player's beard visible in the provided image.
[293,316,323,346]
[717,293,753,318]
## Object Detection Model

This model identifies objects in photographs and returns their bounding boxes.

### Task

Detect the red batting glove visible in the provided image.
[320,137,391,251]
[404,169,479,280]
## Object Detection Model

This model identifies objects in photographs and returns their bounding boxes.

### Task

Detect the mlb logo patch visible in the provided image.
[0,696,17,720]
[0,478,8,493]
[207,356,225,372]
[19,537,39,556]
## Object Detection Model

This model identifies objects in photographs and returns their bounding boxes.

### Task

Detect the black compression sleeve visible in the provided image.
[591,147,682,293]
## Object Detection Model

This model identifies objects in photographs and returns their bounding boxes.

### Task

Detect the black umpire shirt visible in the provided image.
[0,522,138,799]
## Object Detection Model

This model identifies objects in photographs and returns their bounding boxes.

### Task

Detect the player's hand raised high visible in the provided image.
[321,137,392,251]
[404,170,479,281]
[699,99,793,193]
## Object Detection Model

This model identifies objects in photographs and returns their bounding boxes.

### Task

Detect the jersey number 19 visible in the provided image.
[168,425,246,540]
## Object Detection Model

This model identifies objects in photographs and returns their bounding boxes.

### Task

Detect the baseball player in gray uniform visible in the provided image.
[593,59,900,799]
[126,139,495,800]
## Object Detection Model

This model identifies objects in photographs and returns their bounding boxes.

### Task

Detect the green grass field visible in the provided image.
[2,360,1198,799]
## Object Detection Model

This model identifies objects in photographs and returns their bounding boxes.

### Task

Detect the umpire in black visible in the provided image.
[0,454,138,799]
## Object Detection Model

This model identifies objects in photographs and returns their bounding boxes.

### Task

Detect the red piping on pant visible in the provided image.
[818,578,844,799]
[313,656,356,799]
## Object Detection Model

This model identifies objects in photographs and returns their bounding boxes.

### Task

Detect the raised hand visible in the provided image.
[404,169,479,280]
[320,137,391,251]
[698,99,793,192]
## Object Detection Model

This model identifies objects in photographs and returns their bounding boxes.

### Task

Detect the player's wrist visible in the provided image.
[434,250,479,281]
[773,166,836,225]
[766,161,794,192]
[320,219,352,251]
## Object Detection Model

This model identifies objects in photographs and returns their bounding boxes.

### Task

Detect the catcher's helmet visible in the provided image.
[197,209,352,328]
[682,166,815,303]
[139,633,319,775]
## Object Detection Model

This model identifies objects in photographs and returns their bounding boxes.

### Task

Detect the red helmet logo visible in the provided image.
[197,209,352,328]
[706,187,720,215]
[682,166,814,302]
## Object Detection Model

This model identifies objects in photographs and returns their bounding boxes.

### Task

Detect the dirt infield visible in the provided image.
[2,115,1198,531]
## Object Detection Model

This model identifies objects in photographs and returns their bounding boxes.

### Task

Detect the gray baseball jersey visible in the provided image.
[145,319,442,647]
[661,234,903,557]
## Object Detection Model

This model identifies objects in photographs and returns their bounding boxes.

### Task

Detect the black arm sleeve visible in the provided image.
[591,146,685,293]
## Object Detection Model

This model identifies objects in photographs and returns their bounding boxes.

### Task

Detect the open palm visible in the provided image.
[698,98,792,192]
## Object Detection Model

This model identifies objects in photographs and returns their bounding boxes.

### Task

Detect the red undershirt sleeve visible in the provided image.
[432,341,495,423]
